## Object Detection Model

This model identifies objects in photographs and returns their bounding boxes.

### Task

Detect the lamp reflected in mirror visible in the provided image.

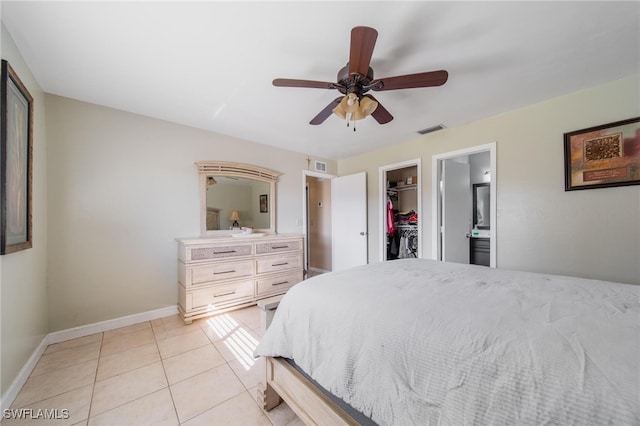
[229,210,240,229]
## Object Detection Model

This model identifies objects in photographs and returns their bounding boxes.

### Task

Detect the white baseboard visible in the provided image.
[308,267,330,274]
[1,335,49,412]
[48,305,179,344]
[1,305,179,411]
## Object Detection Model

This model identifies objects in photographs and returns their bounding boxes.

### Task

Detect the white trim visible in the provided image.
[431,142,497,267]
[308,266,330,274]
[378,158,422,262]
[1,304,179,411]
[48,305,178,344]
[1,336,49,412]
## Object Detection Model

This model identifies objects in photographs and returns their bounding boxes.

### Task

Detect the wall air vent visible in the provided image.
[417,124,446,135]
[314,161,328,173]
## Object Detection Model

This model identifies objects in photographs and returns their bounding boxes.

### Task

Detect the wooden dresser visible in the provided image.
[177,234,304,324]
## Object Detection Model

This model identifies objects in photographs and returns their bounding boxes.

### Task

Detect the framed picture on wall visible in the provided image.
[564,117,640,191]
[260,194,268,213]
[1,60,34,255]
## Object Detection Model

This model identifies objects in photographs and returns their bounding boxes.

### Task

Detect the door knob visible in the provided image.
[465,233,471,238]
[360,232,367,236]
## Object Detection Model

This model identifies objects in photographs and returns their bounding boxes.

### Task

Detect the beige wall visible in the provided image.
[0,24,49,398]
[338,74,640,285]
[45,94,336,332]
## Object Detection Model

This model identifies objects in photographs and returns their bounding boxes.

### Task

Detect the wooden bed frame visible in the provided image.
[257,356,360,425]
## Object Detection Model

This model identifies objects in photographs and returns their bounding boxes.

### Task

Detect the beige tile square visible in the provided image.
[151,314,185,330]
[90,361,167,416]
[251,325,265,339]
[99,328,155,357]
[162,345,225,385]
[170,364,245,423]
[228,355,265,390]
[44,334,102,355]
[12,359,98,408]
[181,391,271,426]
[103,321,151,340]
[227,306,262,330]
[96,343,160,381]
[88,388,178,426]
[156,328,210,359]
[3,384,93,426]
[32,341,101,377]
[153,320,200,341]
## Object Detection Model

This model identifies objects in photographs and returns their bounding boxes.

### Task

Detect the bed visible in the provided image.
[254,258,639,426]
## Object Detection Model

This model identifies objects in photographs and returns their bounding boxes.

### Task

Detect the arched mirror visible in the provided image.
[196,161,279,236]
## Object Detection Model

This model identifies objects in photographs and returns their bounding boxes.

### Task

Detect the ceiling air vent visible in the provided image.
[314,161,328,173]
[417,124,446,135]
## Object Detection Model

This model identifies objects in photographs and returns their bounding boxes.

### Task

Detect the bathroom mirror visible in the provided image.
[473,183,490,230]
[196,161,279,236]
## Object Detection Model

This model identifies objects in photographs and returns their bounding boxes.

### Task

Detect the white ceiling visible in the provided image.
[2,1,639,160]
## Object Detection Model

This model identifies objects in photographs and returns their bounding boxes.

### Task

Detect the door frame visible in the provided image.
[302,170,336,274]
[431,142,497,267]
[378,158,422,261]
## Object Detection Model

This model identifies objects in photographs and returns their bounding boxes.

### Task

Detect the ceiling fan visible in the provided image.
[273,26,448,128]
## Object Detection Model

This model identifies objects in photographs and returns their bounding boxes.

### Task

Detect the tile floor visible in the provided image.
[5,306,303,426]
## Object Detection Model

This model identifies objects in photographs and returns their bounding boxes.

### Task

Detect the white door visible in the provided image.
[442,160,471,264]
[332,172,368,271]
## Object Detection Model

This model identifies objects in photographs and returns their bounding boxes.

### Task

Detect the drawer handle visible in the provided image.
[214,250,236,254]
[272,262,289,267]
[214,270,236,275]
[272,280,289,286]
[214,291,236,298]
[271,245,289,249]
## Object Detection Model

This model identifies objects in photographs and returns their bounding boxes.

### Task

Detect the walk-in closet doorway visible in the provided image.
[379,159,422,261]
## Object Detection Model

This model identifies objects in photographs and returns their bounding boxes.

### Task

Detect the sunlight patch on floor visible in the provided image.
[206,313,239,339]
[206,313,259,370]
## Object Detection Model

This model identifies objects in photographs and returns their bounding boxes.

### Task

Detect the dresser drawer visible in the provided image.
[256,254,302,275]
[187,280,254,311]
[189,244,253,261]
[256,271,303,297]
[188,260,254,286]
[256,239,302,255]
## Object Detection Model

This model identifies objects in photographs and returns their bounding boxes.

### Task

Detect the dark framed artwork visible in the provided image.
[564,117,640,191]
[1,60,33,254]
[259,194,268,213]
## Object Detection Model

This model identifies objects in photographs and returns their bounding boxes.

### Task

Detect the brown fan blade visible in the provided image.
[273,78,337,89]
[348,26,378,77]
[366,95,393,124]
[371,70,448,91]
[310,97,343,125]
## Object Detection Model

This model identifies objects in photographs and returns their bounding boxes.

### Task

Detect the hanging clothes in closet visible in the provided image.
[396,224,418,258]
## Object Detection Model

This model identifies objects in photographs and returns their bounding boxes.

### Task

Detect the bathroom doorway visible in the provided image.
[432,143,496,267]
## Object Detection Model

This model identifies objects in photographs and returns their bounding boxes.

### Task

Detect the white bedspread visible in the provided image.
[255,259,640,426]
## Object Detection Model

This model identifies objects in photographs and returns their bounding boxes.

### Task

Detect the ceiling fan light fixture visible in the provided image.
[332,93,359,118]
[359,95,378,116]
[332,93,378,124]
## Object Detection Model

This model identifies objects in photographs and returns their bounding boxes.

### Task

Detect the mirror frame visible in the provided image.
[472,182,491,230]
[196,161,280,236]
